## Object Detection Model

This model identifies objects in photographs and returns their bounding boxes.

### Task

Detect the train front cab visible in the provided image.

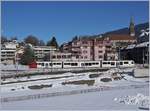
[118,60,135,68]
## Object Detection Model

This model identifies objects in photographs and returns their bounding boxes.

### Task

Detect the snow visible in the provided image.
[114,93,150,109]
[1,68,149,110]
[1,68,136,93]
[1,64,29,71]
[136,42,149,48]
[126,44,136,49]
[139,28,149,37]
[1,85,149,110]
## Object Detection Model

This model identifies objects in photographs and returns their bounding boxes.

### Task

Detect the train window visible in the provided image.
[53,63,61,65]
[95,63,99,65]
[38,63,41,65]
[131,61,134,64]
[111,62,115,65]
[92,63,95,65]
[52,56,56,59]
[89,63,92,66]
[124,62,128,64]
[64,63,70,65]
[107,62,110,64]
[41,63,44,66]
[103,62,107,64]
[62,55,66,58]
[120,62,123,65]
[57,63,61,65]
[49,63,52,66]
[45,63,48,66]
[85,63,88,66]
[81,63,84,66]
[57,55,61,59]
[71,63,78,66]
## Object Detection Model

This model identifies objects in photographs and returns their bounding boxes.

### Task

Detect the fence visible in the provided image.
[1,67,108,78]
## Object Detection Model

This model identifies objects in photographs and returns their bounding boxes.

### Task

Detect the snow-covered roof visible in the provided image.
[139,28,149,38]
[136,42,149,48]
[126,44,136,49]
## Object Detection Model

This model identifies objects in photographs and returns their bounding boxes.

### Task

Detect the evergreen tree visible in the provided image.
[24,35,39,46]
[20,45,35,65]
[1,36,8,44]
[47,36,59,48]
[72,36,78,41]
[11,37,18,41]
[39,40,45,46]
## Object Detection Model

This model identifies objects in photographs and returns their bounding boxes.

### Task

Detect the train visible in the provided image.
[36,60,135,69]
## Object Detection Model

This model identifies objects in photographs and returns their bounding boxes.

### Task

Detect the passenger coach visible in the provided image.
[36,60,135,69]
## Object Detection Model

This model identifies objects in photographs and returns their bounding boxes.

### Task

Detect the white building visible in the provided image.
[33,46,57,61]
[3,40,19,49]
[50,51,72,61]
[1,49,16,64]
[1,40,19,64]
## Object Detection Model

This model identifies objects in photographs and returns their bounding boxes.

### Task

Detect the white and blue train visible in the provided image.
[36,60,135,69]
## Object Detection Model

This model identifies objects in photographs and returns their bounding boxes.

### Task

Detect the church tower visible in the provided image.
[129,17,135,36]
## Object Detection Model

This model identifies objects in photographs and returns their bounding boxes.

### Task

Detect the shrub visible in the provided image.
[89,74,99,78]
[62,80,95,86]
[100,78,112,82]
[28,84,52,89]
[114,77,122,80]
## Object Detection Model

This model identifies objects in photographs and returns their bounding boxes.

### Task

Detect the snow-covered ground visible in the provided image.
[1,68,149,110]
[1,85,149,110]
[114,93,150,109]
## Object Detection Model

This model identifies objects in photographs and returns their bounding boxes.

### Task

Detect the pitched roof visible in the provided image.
[106,34,136,41]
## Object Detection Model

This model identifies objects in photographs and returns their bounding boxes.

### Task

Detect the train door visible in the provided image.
[100,60,102,68]
[62,61,64,68]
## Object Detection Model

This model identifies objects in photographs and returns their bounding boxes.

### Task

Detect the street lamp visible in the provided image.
[15,48,19,78]
[142,48,145,67]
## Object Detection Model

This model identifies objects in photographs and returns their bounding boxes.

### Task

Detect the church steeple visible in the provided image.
[129,16,135,36]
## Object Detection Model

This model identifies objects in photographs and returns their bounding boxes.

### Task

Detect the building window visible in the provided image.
[107,51,112,53]
[67,55,71,58]
[57,55,61,59]
[83,46,87,48]
[83,50,87,53]
[98,50,103,53]
[82,41,88,44]
[62,55,66,58]
[106,46,111,48]
[76,55,79,58]
[73,42,77,45]
[84,56,87,59]
[52,55,56,59]
[99,55,102,58]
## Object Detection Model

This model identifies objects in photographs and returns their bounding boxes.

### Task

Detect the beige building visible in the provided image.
[33,46,57,61]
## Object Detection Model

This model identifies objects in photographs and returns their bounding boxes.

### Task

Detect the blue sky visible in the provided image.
[1,1,149,44]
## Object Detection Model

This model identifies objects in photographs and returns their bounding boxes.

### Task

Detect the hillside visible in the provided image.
[104,22,149,43]
[104,22,149,36]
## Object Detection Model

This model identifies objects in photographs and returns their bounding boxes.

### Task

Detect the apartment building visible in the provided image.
[33,46,57,61]
[61,36,116,61]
